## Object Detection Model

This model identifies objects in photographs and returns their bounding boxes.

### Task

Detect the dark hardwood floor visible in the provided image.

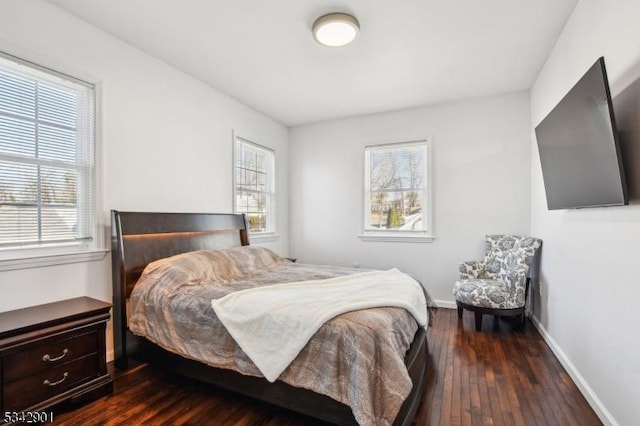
[54,309,602,425]
[418,309,601,426]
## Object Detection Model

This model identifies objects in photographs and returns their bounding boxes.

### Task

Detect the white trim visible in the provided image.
[248,232,280,243]
[232,131,276,234]
[362,138,433,240]
[434,299,457,309]
[93,81,105,251]
[359,233,434,243]
[530,315,618,426]
[0,249,108,272]
[0,51,105,259]
[0,50,93,88]
[0,43,101,92]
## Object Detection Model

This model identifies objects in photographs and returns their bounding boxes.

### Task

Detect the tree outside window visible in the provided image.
[363,140,432,241]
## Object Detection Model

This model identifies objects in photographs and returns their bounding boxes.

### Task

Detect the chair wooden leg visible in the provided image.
[474,311,482,331]
[457,305,463,319]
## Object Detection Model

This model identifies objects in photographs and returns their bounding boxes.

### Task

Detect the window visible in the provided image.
[234,137,276,237]
[0,52,100,264]
[362,139,433,242]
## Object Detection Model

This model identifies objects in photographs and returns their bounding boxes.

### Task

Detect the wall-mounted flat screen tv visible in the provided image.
[535,57,628,210]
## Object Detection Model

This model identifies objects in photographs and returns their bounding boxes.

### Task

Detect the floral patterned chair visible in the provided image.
[453,235,542,331]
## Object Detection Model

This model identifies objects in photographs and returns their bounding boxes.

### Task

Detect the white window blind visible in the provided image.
[234,138,275,234]
[363,140,432,241]
[0,54,95,249]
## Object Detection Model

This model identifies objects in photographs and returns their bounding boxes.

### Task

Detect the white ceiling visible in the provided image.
[48,0,577,127]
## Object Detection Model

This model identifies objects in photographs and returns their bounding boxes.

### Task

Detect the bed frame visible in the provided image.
[111,210,428,426]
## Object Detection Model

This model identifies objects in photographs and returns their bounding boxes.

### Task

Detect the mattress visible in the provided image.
[128,246,434,426]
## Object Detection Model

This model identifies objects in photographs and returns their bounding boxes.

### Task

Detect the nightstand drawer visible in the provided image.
[3,354,99,411]
[0,297,113,415]
[3,329,98,383]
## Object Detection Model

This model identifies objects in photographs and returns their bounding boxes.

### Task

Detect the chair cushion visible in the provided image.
[458,260,486,279]
[453,279,522,309]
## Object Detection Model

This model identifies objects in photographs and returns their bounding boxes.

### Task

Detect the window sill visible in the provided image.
[0,249,109,272]
[359,232,435,243]
[249,232,280,243]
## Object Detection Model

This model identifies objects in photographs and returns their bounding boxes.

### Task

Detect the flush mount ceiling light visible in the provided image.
[312,13,360,47]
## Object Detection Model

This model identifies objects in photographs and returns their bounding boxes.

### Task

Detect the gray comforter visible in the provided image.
[128,246,435,426]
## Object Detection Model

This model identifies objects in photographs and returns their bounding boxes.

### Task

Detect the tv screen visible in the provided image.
[535,57,628,210]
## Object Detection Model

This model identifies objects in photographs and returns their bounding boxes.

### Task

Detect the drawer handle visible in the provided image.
[42,348,68,362]
[43,372,68,387]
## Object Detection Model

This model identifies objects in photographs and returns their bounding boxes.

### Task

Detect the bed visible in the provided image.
[110,210,434,426]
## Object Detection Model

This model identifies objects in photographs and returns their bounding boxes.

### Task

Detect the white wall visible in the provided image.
[530,2,640,425]
[289,92,531,303]
[0,0,289,358]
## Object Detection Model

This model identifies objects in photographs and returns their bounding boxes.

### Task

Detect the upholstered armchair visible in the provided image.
[453,235,542,331]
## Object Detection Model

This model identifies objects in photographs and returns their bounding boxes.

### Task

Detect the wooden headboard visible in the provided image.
[110,210,249,368]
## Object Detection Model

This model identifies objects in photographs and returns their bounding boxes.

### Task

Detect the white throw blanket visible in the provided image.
[211,268,427,382]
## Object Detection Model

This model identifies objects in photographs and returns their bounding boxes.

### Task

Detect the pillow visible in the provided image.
[140,245,285,287]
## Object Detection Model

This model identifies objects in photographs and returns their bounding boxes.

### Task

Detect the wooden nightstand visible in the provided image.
[0,297,113,420]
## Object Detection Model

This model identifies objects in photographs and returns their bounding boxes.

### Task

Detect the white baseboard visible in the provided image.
[530,315,617,426]
[434,299,456,309]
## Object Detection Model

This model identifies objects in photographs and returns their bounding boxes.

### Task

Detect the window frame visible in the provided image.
[0,51,105,271]
[360,138,434,243]
[232,135,278,241]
